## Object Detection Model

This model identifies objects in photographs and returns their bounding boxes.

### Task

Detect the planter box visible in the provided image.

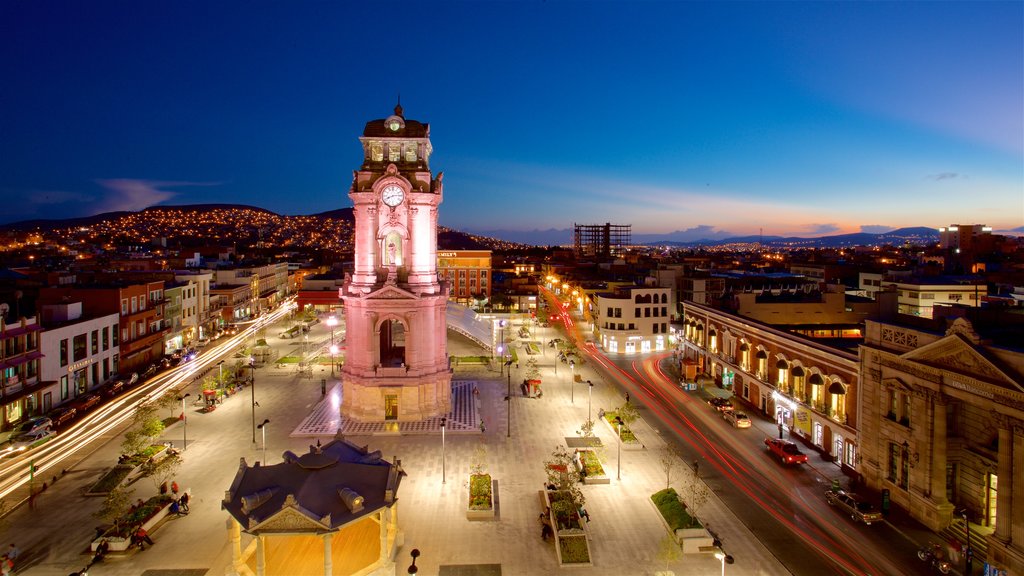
[91,500,172,552]
[466,474,495,520]
[541,490,592,567]
[599,414,644,451]
[572,449,609,485]
[675,528,714,554]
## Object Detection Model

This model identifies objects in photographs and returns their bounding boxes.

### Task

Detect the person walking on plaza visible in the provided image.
[180,491,190,513]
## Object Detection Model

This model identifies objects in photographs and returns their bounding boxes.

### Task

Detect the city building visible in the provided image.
[573,222,630,260]
[340,104,451,422]
[437,250,491,306]
[593,286,671,354]
[681,300,861,472]
[858,272,983,319]
[858,309,1024,574]
[0,315,43,434]
[939,224,993,253]
[38,302,120,409]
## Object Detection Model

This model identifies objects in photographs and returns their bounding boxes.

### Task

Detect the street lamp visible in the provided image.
[569,360,575,404]
[257,419,270,463]
[326,316,338,376]
[504,359,514,438]
[440,417,447,484]
[217,360,225,384]
[498,320,507,376]
[330,344,339,376]
[714,550,734,576]
[615,416,623,481]
[249,357,257,444]
[178,394,191,450]
[587,380,594,423]
[407,548,421,575]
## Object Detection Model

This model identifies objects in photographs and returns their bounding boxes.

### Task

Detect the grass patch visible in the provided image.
[468,474,492,510]
[276,356,301,364]
[559,535,590,563]
[603,412,639,444]
[454,356,489,364]
[651,488,700,530]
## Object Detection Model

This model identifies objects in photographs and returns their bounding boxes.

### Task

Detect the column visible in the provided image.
[256,534,266,576]
[379,508,390,565]
[996,426,1012,541]
[323,533,333,576]
[1010,426,1023,546]
[228,518,242,573]
[930,395,948,501]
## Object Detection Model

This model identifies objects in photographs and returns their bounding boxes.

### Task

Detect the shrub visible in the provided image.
[469,474,492,510]
[89,465,134,493]
[578,450,605,476]
[651,488,700,530]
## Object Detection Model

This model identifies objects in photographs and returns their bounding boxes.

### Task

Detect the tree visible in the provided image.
[121,403,166,456]
[678,465,710,527]
[544,445,585,511]
[141,452,182,492]
[659,444,683,489]
[156,390,180,420]
[617,400,639,428]
[525,358,541,381]
[94,485,132,535]
[470,444,488,476]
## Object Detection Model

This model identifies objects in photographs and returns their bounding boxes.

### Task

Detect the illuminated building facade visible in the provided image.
[340,105,450,422]
[594,286,671,354]
[437,250,491,305]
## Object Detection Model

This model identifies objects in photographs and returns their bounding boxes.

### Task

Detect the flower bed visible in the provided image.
[92,494,174,551]
[558,534,591,564]
[573,449,609,485]
[601,412,644,451]
[543,490,592,567]
[466,473,495,520]
[651,488,713,553]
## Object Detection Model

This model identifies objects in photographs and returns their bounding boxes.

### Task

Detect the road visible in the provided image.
[540,287,929,576]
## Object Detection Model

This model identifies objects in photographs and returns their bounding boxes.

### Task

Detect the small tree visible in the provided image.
[659,445,683,489]
[525,358,541,381]
[545,445,585,511]
[94,485,132,536]
[121,403,166,456]
[656,533,681,575]
[579,419,595,438]
[679,466,710,527]
[156,390,180,420]
[141,452,182,492]
[617,401,639,429]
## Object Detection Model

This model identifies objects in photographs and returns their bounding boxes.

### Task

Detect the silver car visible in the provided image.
[825,489,883,525]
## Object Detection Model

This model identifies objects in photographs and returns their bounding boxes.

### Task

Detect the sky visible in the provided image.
[1,1,1022,242]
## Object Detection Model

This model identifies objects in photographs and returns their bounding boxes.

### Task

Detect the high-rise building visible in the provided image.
[340,105,450,422]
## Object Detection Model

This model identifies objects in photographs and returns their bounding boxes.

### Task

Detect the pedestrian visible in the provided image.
[134,526,154,550]
[693,459,699,478]
[170,500,181,516]
[93,539,109,564]
[180,491,190,513]
[171,480,179,495]
[948,538,962,564]
[625,392,630,403]
[479,419,486,433]
[579,507,590,523]
[6,545,18,563]
[778,422,784,439]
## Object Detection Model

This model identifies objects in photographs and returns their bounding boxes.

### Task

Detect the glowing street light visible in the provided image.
[326,316,338,375]
[257,419,270,463]
[178,393,191,450]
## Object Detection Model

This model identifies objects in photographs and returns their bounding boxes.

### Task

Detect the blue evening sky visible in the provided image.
[2,1,1021,240]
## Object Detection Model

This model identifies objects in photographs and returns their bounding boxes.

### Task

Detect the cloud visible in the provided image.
[926,172,963,181]
[860,224,894,234]
[94,179,221,213]
[806,223,840,234]
[24,189,96,205]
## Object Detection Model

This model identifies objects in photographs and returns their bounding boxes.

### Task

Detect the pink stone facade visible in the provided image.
[340,106,450,421]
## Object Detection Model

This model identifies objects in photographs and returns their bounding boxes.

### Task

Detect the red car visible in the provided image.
[48,406,78,428]
[764,438,808,465]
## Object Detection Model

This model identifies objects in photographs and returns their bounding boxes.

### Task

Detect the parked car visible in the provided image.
[48,406,78,427]
[15,416,53,436]
[73,393,102,412]
[764,438,809,464]
[825,489,883,525]
[100,380,125,398]
[708,397,734,412]
[1,428,56,457]
[723,411,751,428]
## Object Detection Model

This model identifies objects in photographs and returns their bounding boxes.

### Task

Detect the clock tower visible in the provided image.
[340,104,451,422]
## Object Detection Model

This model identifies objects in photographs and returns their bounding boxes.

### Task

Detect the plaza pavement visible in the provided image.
[5,318,797,576]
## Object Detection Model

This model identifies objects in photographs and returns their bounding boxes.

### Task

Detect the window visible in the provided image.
[371,143,383,161]
[628,323,635,330]
[121,299,128,315]
[405,146,417,162]
[661,307,667,316]
[72,334,87,362]
[60,339,68,367]
[845,442,856,468]
[112,324,119,346]
[112,353,119,374]
[60,375,69,401]
[645,308,651,318]
[131,296,137,313]
[91,330,99,355]
[102,327,109,351]
[921,293,934,300]
[389,144,401,162]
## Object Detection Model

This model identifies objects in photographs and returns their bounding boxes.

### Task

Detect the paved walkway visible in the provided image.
[2,316,792,576]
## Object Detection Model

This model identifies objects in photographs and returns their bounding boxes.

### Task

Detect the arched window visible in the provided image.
[776,359,789,393]
[828,380,847,423]
[791,365,806,401]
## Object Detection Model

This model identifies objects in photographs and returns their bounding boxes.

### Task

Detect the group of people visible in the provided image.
[1,544,20,575]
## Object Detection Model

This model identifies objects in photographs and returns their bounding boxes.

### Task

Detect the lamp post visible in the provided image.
[569,360,575,404]
[440,417,447,484]
[257,419,270,463]
[326,316,338,376]
[714,550,734,576]
[498,320,506,376]
[407,548,420,574]
[615,417,623,481]
[178,393,191,450]
[217,360,225,384]
[330,344,339,377]
[505,359,514,438]
[587,380,593,423]
[249,357,257,444]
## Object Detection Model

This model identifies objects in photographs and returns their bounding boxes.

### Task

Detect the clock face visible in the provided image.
[388,120,400,131]
[382,184,405,207]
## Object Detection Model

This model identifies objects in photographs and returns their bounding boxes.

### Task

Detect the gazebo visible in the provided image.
[222,436,405,576]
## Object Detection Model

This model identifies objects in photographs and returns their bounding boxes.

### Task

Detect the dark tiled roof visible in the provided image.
[362,118,429,138]
[222,437,404,532]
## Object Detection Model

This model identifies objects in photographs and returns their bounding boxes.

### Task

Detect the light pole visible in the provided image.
[249,357,257,444]
[178,393,191,450]
[330,344,339,377]
[498,320,506,376]
[714,550,734,576]
[407,548,420,574]
[587,380,593,423]
[615,417,623,480]
[440,417,447,484]
[505,359,513,438]
[257,419,270,463]
[569,360,575,404]
[217,360,225,384]
[326,316,338,376]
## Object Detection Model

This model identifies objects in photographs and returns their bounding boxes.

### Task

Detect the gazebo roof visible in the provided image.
[222,436,404,533]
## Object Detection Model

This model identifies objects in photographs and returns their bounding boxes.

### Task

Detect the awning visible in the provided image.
[775,359,788,369]
[756,350,768,359]
[791,366,805,377]
[828,381,847,395]
[809,373,824,385]
[739,343,749,352]
[0,324,43,338]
